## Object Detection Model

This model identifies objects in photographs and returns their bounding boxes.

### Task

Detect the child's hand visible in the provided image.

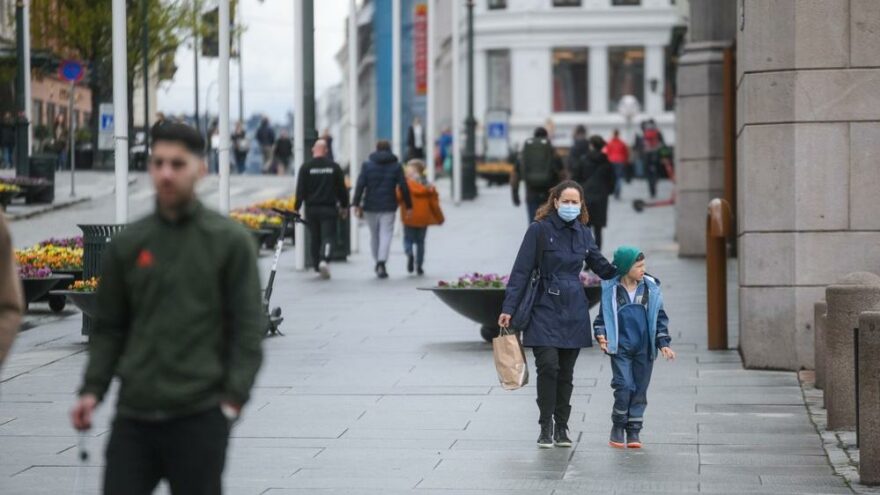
[660,347,675,361]
[596,336,608,353]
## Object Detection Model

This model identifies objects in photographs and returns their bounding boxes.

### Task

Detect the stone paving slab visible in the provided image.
[0,180,850,494]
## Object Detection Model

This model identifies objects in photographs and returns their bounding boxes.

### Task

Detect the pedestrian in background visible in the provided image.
[498,180,618,449]
[0,212,23,374]
[273,131,293,176]
[70,122,265,495]
[570,135,616,250]
[566,125,589,177]
[398,159,444,276]
[150,112,168,137]
[407,116,425,160]
[0,113,16,169]
[353,140,412,279]
[321,128,335,163]
[256,117,276,172]
[232,121,248,175]
[295,139,349,280]
[606,129,630,200]
[511,127,565,223]
[641,120,665,199]
[437,127,453,176]
[53,114,68,171]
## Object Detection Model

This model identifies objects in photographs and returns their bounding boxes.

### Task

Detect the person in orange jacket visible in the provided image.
[398,159,444,275]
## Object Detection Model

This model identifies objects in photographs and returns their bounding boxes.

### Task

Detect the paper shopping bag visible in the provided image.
[493,328,529,390]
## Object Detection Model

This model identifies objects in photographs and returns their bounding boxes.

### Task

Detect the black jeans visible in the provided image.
[533,346,581,427]
[104,408,229,495]
[645,151,659,198]
[306,206,338,268]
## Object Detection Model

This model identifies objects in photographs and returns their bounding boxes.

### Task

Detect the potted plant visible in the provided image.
[51,277,99,318]
[422,272,602,342]
[17,238,84,312]
[18,264,74,310]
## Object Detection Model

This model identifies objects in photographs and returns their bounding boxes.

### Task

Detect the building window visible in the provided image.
[553,48,588,112]
[33,100,44,127]
[612,0,641,5]
[553,0,581,6]
[488,0,506,9]
[47,103,56,125]
[608,46,644,112]
[487,50,511,110]
[664,45,677,111]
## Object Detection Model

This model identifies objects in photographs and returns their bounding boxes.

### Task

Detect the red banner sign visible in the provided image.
[414,3,428,96]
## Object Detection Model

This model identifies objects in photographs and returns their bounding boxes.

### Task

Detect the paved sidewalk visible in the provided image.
[0,179,851,494]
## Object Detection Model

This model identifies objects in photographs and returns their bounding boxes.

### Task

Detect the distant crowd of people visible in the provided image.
[511,119,667,249]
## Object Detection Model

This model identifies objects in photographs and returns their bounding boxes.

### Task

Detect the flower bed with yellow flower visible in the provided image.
[0,183,22,194]
[254,195,295,212]
[15,244,84,271]
[69,277,100,292]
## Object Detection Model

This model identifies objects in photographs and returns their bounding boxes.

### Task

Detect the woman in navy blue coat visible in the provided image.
[499,180,617,449]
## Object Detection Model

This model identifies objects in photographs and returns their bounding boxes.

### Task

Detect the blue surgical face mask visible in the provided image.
[557,204,581,222]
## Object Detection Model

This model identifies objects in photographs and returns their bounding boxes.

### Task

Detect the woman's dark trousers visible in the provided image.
[533,346,580,427]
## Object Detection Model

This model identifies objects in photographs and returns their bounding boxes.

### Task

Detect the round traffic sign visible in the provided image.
[59,60,85,82]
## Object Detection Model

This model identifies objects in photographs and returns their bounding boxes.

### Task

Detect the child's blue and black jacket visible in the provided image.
[593,274,671,360]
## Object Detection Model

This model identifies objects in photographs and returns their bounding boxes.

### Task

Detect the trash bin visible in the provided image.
[79,224,126,336]
[27,154,56,204]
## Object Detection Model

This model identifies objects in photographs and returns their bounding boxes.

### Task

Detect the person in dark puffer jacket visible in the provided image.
[353,140,412,278]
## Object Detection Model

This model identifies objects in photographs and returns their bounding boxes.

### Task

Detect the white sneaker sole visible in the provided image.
[318,264,330,279]
[537,442,554,449]
[555,441,572,448]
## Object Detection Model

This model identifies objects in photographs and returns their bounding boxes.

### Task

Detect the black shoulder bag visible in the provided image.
[510,223,545,331]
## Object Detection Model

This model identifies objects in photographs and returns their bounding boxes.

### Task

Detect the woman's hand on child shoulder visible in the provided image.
[660,347,676,361]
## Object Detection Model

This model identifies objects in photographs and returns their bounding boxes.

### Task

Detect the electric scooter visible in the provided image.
[264,208,306,337]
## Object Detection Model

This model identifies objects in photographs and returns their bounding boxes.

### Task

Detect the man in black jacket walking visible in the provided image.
[353,140,412,279]
[295,139,349,279]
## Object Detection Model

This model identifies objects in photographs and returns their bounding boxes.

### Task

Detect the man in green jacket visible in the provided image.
[70,122,265,495]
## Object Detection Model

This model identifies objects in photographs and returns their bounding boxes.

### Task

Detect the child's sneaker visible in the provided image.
[609,425,625,448]
[626,429,642,449]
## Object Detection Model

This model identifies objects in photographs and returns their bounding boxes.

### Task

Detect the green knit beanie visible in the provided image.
[613,246,642,277]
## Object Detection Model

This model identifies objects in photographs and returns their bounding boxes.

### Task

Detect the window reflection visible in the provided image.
[608,46,644,112]
[553,48,589,112]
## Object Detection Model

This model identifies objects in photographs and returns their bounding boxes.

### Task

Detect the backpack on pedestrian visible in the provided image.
[520,138,556,189]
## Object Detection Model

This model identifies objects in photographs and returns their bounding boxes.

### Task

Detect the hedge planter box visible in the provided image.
[422,285,601,342]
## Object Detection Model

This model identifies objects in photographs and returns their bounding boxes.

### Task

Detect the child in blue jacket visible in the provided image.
[593,246,675,448]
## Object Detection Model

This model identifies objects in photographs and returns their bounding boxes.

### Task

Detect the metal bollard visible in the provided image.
[858,311,880,485]
[825,272,880,431]
[814,301,827,390]
[706,198,732,350]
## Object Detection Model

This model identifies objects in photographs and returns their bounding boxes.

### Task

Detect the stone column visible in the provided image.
[737,0,880,371]
[674,0,735,256]
[644,44,665,117]
[858,311,880,486]
[814,300,827,390]
[825,272,880,431]
[588,44,608,117]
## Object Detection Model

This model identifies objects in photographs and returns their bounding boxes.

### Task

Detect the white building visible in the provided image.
[469,0,685,147]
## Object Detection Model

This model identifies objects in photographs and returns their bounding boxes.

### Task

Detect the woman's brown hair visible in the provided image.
[534,180,590,224]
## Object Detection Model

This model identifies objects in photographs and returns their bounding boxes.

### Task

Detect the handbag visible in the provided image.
[510,224,545,331]
[492,326,529,390]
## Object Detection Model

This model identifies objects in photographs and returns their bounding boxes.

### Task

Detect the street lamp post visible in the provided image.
[14,0,30,176]
[462,0,477,200]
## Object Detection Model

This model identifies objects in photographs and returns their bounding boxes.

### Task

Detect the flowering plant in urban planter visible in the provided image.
[69,277,100,292]
[0,183,22,194]
[15,244,84,271]
[39,236,84,249]
[438,273,509,289]
[18,264,52,279]
[254,196,296,212]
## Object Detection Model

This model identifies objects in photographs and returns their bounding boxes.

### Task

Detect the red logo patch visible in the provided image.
[136,249,154,268]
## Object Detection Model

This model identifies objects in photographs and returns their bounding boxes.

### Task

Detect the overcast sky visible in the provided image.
[157,0,350,123]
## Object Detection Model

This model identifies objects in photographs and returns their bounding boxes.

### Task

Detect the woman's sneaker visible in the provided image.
[537,423,553,449]
[609,425,626,448]
[318,261,330,280]
[626,429,642,449]
[554,424,573,448]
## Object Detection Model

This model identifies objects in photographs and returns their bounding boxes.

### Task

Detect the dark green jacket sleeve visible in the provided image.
[80,242,129,401]
[222,228,265,405]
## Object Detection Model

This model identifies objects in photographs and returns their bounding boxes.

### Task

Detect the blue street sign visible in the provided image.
[59,60,85,82]
[488,122,507,139]
[100,114,114,131]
